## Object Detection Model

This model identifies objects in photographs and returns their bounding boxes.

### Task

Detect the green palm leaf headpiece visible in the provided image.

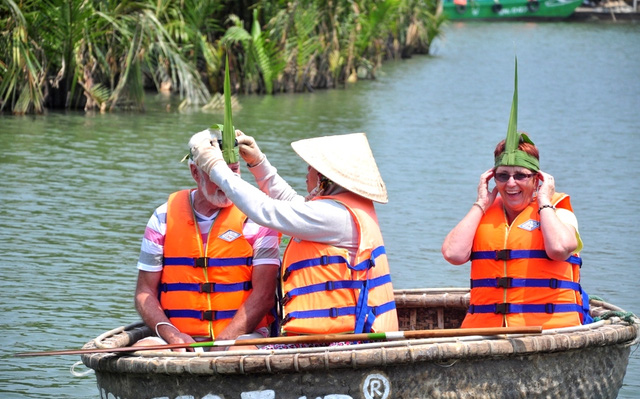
[219,55,239,164]
[494,57,540,172]
[181,55,239,164]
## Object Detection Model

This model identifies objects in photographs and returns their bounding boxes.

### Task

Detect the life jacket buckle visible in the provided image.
[369,256,376,268]
[202,310,215,321]
[200,283,215,293]
[494,303,510,314]
[281,293,291,306]
[194,257,207,267]
[160,283,168,292]
[243,281,252,291]
[282,268,291,282]
[548,278,558,289]
[320,255,329,265]
[545,303,555,314]
[246,256,253,266]
[329,307,339,318]
[495,249,512,261]
[496,277,513,288]
[282,314,292,325]
[325,281,335,291]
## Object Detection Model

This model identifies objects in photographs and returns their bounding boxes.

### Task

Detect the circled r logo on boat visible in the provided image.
[362,373,390,399]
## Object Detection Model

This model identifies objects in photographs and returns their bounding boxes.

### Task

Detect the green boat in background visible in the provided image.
[442,0,584,20]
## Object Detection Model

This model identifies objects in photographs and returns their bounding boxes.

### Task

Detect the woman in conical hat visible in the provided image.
[190,130,399,344]
[441,58,591,330]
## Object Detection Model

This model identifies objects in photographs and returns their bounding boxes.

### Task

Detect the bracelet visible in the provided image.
[538,204,556,213]
[472,202,485,215]
[155,321,179,338]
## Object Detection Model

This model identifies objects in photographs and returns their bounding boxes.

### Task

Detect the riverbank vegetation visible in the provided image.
[0,0,445,114]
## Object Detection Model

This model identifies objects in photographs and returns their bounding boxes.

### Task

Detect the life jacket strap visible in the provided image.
[163,256,253,268]
[283,246,387,281]
[470,250,582,266]
[281,300,396,327]
[470,277,581,291]
[164,309,236,321]
[281,274,392,306]
[467,303,584,315]
[160,281,252,293]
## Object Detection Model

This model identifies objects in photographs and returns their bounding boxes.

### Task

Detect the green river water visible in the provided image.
[1,21,639,398]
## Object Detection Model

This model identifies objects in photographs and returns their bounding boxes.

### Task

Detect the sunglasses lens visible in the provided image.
[495,173,510,182]
[495,173,533,182]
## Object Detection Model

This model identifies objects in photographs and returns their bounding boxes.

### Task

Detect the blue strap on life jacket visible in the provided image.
[163,256,253,267]
[283,300,396,326]
[282,255,349,281]
[353,277,370,333]
[362,300,397,333]
[164,309,236,321]
[283,246,386,280]
[349,246,386,271]
[470,249,582,267]
[470,277,582,292]
[580,287,593,324]
[160,281,252,293]
[282,274,392,304]
[467,303,584,315]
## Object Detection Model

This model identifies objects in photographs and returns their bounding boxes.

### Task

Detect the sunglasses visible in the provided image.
[494,172,535,182]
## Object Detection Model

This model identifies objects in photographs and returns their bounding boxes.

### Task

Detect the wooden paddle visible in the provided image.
[14,326,541,357]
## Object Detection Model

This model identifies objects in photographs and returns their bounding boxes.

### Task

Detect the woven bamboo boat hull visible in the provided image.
[81,288,638,399]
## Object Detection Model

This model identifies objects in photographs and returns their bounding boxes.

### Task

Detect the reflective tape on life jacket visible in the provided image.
[470,277,582,291]
[470,249,582,267]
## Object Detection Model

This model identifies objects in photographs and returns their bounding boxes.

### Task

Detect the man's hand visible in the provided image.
[236,130,265,167]
[189,129,225,175]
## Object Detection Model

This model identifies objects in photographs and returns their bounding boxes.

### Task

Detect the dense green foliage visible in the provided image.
[0,0,445,114]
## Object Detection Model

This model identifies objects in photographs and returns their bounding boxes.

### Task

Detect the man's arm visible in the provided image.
[134,270,195,345]
[214,263,279,340]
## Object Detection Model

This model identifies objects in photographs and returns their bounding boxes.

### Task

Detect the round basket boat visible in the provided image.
[81,288,639,399]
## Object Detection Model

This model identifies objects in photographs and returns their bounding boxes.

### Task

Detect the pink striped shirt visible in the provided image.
[137,200,280,272]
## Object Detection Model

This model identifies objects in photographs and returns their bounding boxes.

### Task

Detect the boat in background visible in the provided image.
[81,288,638,399]
[442,0,584,20]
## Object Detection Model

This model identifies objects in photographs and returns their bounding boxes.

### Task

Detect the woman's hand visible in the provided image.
[537,170,555,206]
[236,130,265,167]
[476,168,498,212]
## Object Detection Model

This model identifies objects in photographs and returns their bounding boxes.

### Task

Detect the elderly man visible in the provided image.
[133,128,280,350]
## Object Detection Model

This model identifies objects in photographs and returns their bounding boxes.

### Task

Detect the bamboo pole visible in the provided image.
[14,326,541,357]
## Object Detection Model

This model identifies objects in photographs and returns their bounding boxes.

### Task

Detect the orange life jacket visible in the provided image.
[463,192,588,329]
[160,189,271,338]
[280,192,398,335]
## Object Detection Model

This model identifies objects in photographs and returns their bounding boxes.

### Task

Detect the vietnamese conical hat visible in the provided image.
[291,133,388,204]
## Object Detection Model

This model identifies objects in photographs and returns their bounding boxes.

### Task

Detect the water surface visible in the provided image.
[1,21,638,398]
